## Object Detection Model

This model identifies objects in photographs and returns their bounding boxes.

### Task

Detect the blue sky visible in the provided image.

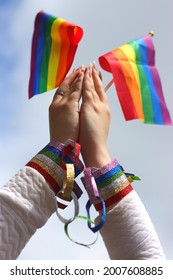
[0,0,173,260]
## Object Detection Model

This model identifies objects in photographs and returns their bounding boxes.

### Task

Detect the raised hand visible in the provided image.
[79,65,111,167]
[49,68,84,143]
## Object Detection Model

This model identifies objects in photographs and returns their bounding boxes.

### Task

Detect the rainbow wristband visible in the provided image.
[82,159,136,211]
[26,139,84,209]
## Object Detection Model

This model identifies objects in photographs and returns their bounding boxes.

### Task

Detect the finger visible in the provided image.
[92,68,108,102]
[52,88,64,103]
[64,70,84,102]
[56,68,80,97]
[52,67,83,103]
[98,71,102,81]
[92,61,102,80]
[62,68,79,86]
[82,66,97,102]
[64,65,85,86]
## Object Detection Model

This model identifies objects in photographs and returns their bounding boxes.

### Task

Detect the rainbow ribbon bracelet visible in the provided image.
[82,160,140,212]
[26,139,84,209]
[26,140,140,246]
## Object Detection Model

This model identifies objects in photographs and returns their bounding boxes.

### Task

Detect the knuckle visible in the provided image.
[49,100,62,111]
[70,85,78,93]
[68,93,77,101]
[60,101,71,111]
[83,89,94,100]
[71,81,81,92]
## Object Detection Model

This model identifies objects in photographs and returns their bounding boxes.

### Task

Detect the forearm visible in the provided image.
[0,166,56,260]
[0,140,83,260]
[82,158,165,260]
[96,190,165,260]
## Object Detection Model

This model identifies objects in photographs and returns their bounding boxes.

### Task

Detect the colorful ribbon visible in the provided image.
[86,197,106,233]
[82,168,107,232]
[64,216,98,248]
[56,191,79,224]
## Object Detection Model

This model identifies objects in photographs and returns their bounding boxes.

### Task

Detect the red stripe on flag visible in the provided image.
[99,52,138,120]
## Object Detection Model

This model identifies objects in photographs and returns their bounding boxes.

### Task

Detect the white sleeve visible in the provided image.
[0,166,56,260]
[96,190,165,260]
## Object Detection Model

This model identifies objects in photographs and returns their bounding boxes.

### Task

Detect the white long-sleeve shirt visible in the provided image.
[0,165,165,260]
[0,141,165,259]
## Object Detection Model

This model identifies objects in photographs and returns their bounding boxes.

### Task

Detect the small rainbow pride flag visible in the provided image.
[99,34,172,125]
[29,11,83,98]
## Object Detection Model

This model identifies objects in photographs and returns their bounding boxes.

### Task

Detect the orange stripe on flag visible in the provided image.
[113,48,144,119]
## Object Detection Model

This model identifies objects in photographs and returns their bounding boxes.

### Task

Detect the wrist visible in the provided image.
[26,139,84,209]
[82,147,111,168]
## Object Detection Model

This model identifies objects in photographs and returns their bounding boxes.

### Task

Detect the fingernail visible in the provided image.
[77,71,82,78]
[81,64,85,72]
[99,71,102,80]
[85,66,90,77]
[92,61,100,76]
[92,61,97,69]
[76,66,81,71]
[76,64,85,72]
[77,68,84,78]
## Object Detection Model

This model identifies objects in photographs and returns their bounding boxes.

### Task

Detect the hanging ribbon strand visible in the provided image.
[55,141,100,247]
[64,216,99,248]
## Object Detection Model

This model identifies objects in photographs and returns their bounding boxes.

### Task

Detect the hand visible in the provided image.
[79,65,111,167]
[49,68,84,143]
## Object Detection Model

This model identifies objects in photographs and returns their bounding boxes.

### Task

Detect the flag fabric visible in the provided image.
[29,11,83,98]
[99,35,172,125]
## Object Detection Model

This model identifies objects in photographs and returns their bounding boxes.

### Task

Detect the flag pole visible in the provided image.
[104,31,154,92]
[104,79,114,92]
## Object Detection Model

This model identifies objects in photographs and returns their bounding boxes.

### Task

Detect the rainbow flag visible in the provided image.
[29,11,83,98]
[99,35,172,125]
